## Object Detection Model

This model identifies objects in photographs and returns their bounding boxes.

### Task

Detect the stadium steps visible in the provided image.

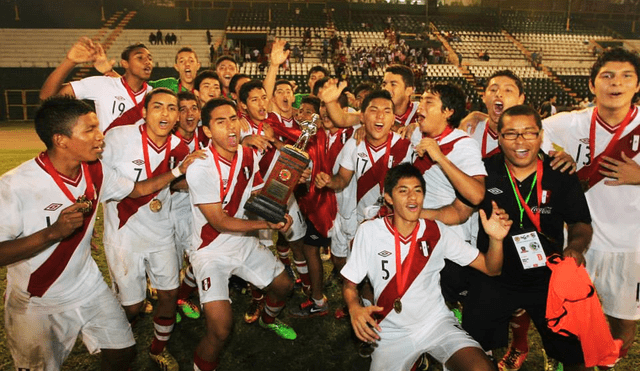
[429,22,459,65]
[71,10,136,81]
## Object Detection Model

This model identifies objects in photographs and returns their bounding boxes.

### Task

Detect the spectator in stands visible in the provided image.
[346,33,352,49]
[206,29,212,45]
[209,44,215,63]
[156,29,163,45]
[165,33,171,46]
[149,32,156,45]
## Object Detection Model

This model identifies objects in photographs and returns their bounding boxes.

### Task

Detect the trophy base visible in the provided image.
[245,194,287,224]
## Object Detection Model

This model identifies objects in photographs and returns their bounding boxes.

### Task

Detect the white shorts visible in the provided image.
[104,244,180,306]
[190,236,285,304]
[5,286,135,371]
[371,315,482,371]
[586,249,640,320]
[171,204,193,266]
[259,229,277,248]
[283,196,307,242]
[329,211,358,258]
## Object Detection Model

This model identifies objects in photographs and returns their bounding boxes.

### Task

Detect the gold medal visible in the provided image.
[76,195,92,214]
[393,298,402,314]
[149,198,162,212]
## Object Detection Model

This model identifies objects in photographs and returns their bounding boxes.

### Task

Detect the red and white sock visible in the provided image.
[294,259,310,287]
[194,350,218,371]
[150,316,175,355]
[276,245,291,266]
[261,295,284,324]
[509,310,531,352]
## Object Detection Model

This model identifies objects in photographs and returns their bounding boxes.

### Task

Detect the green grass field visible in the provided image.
[0,122,638,371]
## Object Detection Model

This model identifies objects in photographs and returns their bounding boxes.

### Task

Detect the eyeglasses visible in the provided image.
[500,131,540,140]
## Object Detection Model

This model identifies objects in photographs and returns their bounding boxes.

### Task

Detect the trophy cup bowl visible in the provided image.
[244,114,319,223]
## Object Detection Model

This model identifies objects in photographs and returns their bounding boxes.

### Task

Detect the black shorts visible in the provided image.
[462,271,585,366]
[303,218,331,247]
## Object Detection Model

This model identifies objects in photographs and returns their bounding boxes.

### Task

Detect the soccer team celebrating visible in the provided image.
[1,34,639,371]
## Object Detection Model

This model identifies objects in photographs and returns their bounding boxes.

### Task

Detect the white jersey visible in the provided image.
[469,119,500,158]
[188,145,262,252]
[543,107,640,254]
[338,132,413,223]
[341,217,479,332]
[101,125,189,252]
[411,128,487,240]
[395,101,420,127]
[0,156,133,313]
[70,76,152,133]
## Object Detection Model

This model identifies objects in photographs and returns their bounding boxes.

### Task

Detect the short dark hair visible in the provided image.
[301,95,321,114]
[201,98,237,128]
[194,70,220,92]
[385,64,415,88]
[354,81,376,97]
[312,76,331,96]
[424,83,467,128]
[384,163,425,197]
[177,91,198,104]
[215,55,237,68]
[239,79,265,104]
[121,42,148,61]
[229,73,250,96]
[498,104,542,132]
[273,79,293,93]
[307,65,329,80]
[486,70,524,96]
[361,89,394,112]
[144,87,177,110]
[590,47,640,87]
[35,96,94,149]
[175,46,198,63]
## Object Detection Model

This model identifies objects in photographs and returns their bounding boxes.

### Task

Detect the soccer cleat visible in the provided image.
[542,349,563,371]
[176,311,182,324]
[451,307,463,324]
[258,317,297,340]
[149,349,179,371]
[289,297,329,318]
[413,353,430,371]
[177,298,201,319]
[244,299,264,324]
[498,347,528,371]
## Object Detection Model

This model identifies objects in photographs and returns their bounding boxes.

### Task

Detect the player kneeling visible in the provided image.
[341,163,512,371]
[187,98,302,371]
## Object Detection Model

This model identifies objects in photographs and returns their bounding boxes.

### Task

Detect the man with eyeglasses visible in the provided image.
[461,105,593,371]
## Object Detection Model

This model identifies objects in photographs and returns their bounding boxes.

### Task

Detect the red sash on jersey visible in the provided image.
[357,137,411,202]
[264,113,301,145]
[28,160,104,297]
[394,101,418,127]
[300,128,354,236]
[116,135,189,228]
[482,124,501,158]
[577,107,640,191]
[104,79,148,134]
[413,136,465,174]
[375,217,440,323]
[198,146,255,249]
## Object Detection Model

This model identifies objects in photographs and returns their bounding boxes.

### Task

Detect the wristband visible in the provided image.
[171,166,183,178]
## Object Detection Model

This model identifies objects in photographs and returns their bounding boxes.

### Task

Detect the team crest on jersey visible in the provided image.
[487,187,503,195]
[243,166,251,179]
[202,277,211,291]
[44,203,63,211]
[378,250,392,257]
[169,157,176,169]
[132,159,144,166]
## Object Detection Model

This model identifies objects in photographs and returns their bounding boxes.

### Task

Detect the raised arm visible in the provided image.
[318,79,360,128]
[264,39,290,104]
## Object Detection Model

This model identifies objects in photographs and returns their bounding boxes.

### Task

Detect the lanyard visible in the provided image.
[393,221,419,299]
[365,133,392,192]
[121,77,147,117]
[210,144,238,202]
[141,125,171,178]
[40,152,94,204]
[505,159,543,232]
[589,106,635,164]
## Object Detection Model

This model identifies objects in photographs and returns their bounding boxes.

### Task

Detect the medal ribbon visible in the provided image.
[210,144,238,202]
[40,152,94,204]
[393,222,419,300]
[141,124,172,179]
[505,158,543,232]
[121,77,147,118]
[365,133,392,193]
[589,106,635,168]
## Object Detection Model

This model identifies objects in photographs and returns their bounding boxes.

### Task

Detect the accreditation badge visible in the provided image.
[512,231,546,269]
